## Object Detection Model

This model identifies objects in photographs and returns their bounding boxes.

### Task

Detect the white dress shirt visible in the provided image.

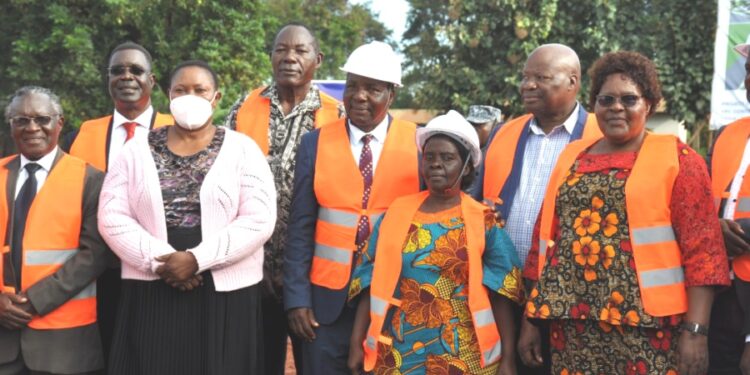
[15,147,58,198]
[348,115,390,173]
[108,106,154,164]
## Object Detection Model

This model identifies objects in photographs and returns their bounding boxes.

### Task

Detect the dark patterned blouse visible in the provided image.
[524,141,730,328]
[148,126,225,229]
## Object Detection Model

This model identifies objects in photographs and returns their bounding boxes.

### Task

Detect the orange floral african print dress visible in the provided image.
[349,206,523,375]
[524,143,730,375]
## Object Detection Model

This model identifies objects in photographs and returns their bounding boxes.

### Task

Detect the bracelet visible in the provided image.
[680,321,709,336]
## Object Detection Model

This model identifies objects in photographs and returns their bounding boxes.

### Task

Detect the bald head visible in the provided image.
[520,43,581,130]
[529,44,581,78]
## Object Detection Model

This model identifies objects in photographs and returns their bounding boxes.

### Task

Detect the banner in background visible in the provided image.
[711,0,750,129]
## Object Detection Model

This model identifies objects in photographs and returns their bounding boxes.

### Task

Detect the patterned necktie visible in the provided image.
[123,122,137,142]
[11,163,42,287]
[355,135,375,252]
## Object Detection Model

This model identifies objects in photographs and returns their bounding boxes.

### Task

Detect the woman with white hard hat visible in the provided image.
[347,110,523,374]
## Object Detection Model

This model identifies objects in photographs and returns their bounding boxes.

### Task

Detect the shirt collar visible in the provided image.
[528,102,580,135]
[348,115,390,144]
[19,146,57,173]
[113,106,154,129]
[263,84,322,115]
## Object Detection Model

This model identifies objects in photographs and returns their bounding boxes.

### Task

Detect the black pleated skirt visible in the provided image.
[108,227,263,375]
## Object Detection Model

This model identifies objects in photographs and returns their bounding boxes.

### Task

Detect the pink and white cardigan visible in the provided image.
[98,128,276,291]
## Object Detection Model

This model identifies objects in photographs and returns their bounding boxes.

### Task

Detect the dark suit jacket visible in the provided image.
[283,119,423,325]
[0,149,107,373]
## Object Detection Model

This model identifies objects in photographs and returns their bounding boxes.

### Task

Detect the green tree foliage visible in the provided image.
[402,0,740,137]
[0,0,388,155]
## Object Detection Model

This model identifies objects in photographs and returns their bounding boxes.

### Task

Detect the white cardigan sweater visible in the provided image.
[98,128,276,291]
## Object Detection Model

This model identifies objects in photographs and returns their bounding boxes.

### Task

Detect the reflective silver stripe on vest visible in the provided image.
[318,208,384,228]
[539,239,547,258]
[371,295,389,316]
[73,283,96,299]
[313,244,350,264]
[640,266,685,288]
[483,340,502,364]
[318,207,359,228]
[631,226,675,246]
[24,249,78,266]
[366,335,376,350]
[473,308,495,327]
[737,197,750,214]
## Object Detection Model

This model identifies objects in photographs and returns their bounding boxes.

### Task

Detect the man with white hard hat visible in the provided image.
[706,39,750,374]
[284,41,422,374]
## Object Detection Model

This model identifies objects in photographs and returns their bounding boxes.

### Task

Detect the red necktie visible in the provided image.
[355,135,374,253]
[123,122,137,142]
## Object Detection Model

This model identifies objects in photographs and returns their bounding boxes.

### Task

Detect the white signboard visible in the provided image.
[711,0,750,129]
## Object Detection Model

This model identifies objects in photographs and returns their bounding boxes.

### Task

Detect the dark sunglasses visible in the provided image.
[596,94,642,108]
[108,65,148,76]
[9,115,58,128]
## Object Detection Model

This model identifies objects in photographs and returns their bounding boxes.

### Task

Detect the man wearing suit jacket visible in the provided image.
[0,86,107,375]
[284,41,421,374]
[473,44,601,374]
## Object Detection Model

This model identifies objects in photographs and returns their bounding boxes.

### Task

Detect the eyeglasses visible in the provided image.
[108,65,148,76]
[9,115,58,128]
[596,94,642,108]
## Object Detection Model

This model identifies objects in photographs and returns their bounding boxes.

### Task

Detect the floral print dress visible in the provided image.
[523,142,730,375]
[349,205,523,375]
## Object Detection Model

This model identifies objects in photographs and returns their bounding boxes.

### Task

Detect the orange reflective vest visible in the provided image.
[364,191,502,371]
[0,154,96,329]
[311,118,420,290]
[483,111,601,210]
[69,112,173,171]
[536,134,686,317]
[711,117,750,281]
[235,86,341,155]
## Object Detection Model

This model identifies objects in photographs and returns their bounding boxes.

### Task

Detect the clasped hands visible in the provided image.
[0,292,36,330]
[155,251,202,291]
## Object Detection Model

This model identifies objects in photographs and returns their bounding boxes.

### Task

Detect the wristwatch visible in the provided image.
[680,321,709,336]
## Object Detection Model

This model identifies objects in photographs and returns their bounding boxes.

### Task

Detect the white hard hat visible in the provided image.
[340,41,402,87]
[416,110,482,168]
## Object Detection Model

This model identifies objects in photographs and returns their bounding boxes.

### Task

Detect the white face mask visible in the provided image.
[169,93,215,130]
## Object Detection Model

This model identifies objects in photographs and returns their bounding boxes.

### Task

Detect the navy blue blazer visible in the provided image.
[472,105,592,220]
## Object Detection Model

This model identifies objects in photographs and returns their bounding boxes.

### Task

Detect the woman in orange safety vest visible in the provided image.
[346,110,524,375]
[518,51,730,375]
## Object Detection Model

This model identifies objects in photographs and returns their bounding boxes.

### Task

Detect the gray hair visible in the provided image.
[4,86,63,120]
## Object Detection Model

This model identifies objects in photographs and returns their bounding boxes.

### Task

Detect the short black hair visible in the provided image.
[423,134,476,191]
[109,41,153,69]
[588,51,662,115]
[169,60,219,90]
[274,22,320,54]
